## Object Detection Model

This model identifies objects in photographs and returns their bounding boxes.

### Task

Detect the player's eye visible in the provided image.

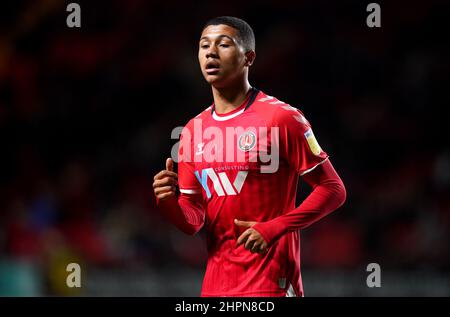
[219,44,230,48]
[200,44,209,49]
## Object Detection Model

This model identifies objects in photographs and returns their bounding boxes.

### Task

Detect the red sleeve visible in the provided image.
[178,122,202,195]
[156,121,205,235]
[157,193,205,235]
[274,105,329,175]
[252,159,346,246]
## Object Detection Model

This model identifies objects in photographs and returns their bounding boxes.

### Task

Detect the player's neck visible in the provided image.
[212,80,252,115]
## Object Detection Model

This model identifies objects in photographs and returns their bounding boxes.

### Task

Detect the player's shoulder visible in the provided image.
[184,105,213,130]
[253,90,310,127]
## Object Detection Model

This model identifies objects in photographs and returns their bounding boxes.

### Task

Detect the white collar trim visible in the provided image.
[212,107,246,121]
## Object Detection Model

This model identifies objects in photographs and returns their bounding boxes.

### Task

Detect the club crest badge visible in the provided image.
[238,131,256,152]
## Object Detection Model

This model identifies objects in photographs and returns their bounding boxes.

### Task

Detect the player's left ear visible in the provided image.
[244,50,256,67]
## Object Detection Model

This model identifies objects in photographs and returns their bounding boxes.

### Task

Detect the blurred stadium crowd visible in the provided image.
[0,1,449,295]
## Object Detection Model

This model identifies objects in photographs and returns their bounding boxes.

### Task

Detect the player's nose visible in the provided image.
[206,46,219,59]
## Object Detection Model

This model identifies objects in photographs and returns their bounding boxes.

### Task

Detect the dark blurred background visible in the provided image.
[0,0,449,296]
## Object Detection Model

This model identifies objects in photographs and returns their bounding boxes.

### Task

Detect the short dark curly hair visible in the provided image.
[203,16,255,52]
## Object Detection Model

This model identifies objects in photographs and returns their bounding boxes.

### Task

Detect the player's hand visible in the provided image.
[153,158,178,201]
[235,219,268,254]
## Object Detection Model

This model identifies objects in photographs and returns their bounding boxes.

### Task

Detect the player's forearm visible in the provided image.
[253,160,346,245]
[157,194,205,235]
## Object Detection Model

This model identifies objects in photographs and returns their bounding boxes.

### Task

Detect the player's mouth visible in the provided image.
[205,61,220,74]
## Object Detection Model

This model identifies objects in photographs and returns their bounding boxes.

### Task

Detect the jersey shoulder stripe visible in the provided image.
[253,92,309,126]
[195,106,212,118]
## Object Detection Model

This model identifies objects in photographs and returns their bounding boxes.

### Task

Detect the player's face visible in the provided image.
[198,24,249,88]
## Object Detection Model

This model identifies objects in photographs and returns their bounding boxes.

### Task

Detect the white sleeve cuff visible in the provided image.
[179,188,201,194]
[300,157,329,176]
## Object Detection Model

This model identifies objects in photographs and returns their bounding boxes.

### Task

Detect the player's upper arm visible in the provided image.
[178,122,202,195]
[274,105,329,176]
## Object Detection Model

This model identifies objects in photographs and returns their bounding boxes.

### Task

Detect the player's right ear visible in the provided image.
[245,50,256,67]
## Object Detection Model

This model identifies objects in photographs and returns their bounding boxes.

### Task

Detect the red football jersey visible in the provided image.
[178,89,329,296]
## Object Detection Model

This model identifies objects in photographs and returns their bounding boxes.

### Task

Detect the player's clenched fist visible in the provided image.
[153,158,178,201]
